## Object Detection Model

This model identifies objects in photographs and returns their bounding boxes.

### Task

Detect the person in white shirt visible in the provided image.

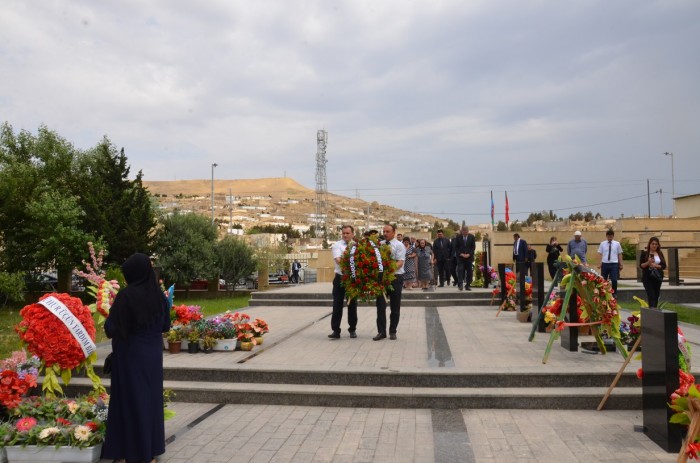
[374,224,406,341]
[597,229,623,294]
[328,225,358,339]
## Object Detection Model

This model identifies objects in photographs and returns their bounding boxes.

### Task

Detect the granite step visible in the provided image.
[248,298,494,307]
[63,377,640,410]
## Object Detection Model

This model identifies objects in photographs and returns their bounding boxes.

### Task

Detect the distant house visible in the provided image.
[675,193,700,218]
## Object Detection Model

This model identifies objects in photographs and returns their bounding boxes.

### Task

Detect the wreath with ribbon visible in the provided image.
[15,293,103,397]
[340,236,397,303]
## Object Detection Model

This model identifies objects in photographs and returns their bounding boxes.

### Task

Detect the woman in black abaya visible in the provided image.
[102,253,170,463]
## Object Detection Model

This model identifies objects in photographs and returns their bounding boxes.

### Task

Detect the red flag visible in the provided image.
[505,191,510,225]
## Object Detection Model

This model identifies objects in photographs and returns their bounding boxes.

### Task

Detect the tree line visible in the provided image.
[0,123,260,305]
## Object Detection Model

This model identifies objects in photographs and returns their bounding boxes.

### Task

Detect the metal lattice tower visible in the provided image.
[315,129,328,234]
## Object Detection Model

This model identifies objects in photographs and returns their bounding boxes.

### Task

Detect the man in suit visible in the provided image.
[432,229,452,287]
[512,233,528,276]
[454,226,476,291]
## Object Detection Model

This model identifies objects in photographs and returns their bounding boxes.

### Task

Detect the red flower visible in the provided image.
[16,417,37,431]
[56,417,72,426]
[85,421,100,432]
[0,370,36,409]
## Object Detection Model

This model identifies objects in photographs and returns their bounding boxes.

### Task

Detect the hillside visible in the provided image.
[143,177,447,232]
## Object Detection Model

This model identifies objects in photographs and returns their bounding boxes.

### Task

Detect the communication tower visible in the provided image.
[315,130,328,235]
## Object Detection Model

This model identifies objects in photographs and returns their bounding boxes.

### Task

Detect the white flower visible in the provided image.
[39,427,60,440]
[73,425,91,441]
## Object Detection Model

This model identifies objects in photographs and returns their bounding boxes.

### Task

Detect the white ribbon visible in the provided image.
[38,296,96,359]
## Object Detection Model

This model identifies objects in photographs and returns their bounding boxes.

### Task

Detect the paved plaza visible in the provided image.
[94,283,698,462]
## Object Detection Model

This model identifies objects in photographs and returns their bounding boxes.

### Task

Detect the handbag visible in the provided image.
[649,267,663,282]
[103,353,113,375]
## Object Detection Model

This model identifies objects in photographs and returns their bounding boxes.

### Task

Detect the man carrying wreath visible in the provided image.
[329,225,358,339]
[374,224,405,341]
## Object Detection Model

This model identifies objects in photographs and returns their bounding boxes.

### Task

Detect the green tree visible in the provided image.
[77,140,156,264]
[153,212,218,291]
[0,124,89,286]
[215,237,257,294]
[496,221,508,232]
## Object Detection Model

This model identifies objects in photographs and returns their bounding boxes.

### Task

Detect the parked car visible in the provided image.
[176,278,227,290]
[268,271,289,285]
[24,273,86,292]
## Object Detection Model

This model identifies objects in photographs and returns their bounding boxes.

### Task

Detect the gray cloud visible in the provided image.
[1,0,698,223]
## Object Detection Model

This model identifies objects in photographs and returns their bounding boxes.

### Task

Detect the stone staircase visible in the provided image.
[249,288,495,307]
[68,366,640,410]
[680,250,700,279]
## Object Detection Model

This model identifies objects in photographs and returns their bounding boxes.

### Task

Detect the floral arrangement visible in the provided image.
[73,242,120,323]
[0,351,40,409]
[540,256,624,363]
[0,394,108,449]
[15,293,103,397]
[619,312,641,348]
[667,331,699,462]
[495,268,531,312]
[340,235,397,303]
[170,304,203,326]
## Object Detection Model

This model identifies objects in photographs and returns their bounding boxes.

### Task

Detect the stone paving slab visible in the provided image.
[91,283,691,462]
[98,402,677,462]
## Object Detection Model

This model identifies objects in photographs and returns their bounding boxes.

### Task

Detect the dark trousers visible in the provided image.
[456,258,473,288]
[331,274,357,333]
[601,262,620,293]
[450,259,457,284]
[436,259,450,285]
[643,278,662,308]
[292,270,299,284]
[376,275,403,335]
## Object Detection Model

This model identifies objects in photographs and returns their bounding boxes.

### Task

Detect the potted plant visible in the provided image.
[236,323,257,351]
[252,318,269,345]
[201,335,217,353]
[166,328,183,354]
[0,395,108,462]
[185,326,201,353]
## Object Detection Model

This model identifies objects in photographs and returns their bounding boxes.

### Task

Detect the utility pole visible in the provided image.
[664,152,675,216]
[647,179,651,218]
[211,163,218,224]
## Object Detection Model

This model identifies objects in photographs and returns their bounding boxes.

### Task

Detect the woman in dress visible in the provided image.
[639,236,666,308]
[545,236,563,279]
[416,239,434,290]
[102,253,170,463]
[403,237,417,289]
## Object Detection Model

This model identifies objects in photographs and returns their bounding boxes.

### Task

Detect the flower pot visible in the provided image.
[201,347,214,354]
[516,311,530,323]
[213,338,237,351]
[187,342,200,353]
[1,448,6,463]
[168,341,182,354]
[254,336,263,345]
[5,444,102,462]
[240,341,254,351]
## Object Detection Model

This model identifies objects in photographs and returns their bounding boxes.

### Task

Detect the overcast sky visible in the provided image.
[2,1,699,225]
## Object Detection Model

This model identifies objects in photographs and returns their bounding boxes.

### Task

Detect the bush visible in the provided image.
[621,238,636,261]
[0,272,25,307]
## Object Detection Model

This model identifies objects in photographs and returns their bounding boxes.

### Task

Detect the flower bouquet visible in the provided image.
[73,242,120,324]
[0,351,40,411]
[252,318,269,344]
[15,293,104,397]
[340,235,397,303]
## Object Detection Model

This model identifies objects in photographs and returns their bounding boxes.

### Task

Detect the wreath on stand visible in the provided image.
[340,235,398,303]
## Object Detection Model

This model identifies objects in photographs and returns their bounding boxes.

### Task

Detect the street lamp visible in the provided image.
[211,163,218,224]
[664,152,675,216]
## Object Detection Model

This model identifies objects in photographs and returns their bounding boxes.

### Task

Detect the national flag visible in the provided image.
[505,191,510,225]
[490,191,494,226]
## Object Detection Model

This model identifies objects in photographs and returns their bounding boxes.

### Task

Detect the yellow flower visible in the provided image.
[39,427,60,440]
[73,425,91,441]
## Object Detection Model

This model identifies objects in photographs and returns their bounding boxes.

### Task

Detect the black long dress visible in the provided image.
[102,254,170,462]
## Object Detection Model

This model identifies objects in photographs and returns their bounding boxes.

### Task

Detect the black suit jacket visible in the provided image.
[432,237,452,261]
[513,239,528,262]
[453,234,476,262]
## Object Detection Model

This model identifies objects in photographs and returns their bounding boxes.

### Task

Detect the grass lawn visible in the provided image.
[0,294,251,360]
[618,301,700,325]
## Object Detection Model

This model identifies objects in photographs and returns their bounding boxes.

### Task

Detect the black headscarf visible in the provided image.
[110,253,167,338]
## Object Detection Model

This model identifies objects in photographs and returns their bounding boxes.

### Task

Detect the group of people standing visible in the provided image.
[543,229,666,308]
